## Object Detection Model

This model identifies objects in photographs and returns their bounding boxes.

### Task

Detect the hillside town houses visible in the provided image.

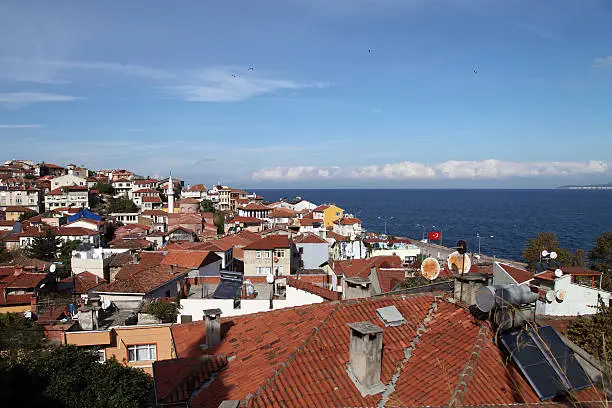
[0,157,610,408]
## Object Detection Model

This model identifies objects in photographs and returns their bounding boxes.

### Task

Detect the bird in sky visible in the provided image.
[473,68,479,74]
[368,48,372,54]
[248,66,254,71]
[232,73,239,78]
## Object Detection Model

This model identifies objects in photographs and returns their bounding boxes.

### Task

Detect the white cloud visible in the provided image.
[0,92,80,107]
[0,124,42,129]
[350,161,436,179]
[169,67,328,102]
[436,159,609,179]
[252,166,343,181]
[252,159,610,181]
[593,56,612,69]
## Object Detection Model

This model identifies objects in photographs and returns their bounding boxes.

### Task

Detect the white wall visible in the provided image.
[178,286,324,321]
[493,262,521,286]
[535,275,612,316]
[371,246,420,263]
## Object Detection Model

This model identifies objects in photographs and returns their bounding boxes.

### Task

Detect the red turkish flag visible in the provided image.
[428,231,441,241]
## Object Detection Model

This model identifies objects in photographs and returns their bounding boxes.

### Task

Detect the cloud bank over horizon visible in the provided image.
[252,160,610,181]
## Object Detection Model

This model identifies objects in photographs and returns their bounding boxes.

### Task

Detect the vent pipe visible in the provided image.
[346,321,385,396]
[203,308,222,348]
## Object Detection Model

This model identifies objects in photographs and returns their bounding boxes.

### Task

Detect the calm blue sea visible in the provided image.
[256,189,612,261]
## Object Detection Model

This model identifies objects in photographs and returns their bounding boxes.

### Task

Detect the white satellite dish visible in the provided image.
[541,250,549,258]
[554,268,563,278]
[421,257,440,281]
[545,290,556,302]
[555,289,567,302]
[265,273,274,284]
[49,264,57,273]
[447,251,472,274]
[550,251,558,259]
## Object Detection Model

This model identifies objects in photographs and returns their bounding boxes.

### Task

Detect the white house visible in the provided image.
[293,199,317,212]
[0,188,44,212]
[50,174,87,190]
[369,240,420,264]
[112,179,134,198]
[332,217,363,237]
[45,186,89,211]
[181,184,208,200]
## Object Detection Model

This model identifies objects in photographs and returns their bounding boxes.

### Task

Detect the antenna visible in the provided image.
[554,268,563,278]
[420,257,440,281]
[49,264,57,273]
[448,251,471,274]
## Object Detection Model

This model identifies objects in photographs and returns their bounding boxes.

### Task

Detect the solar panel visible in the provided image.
[212,279,242,299]
[500,325,592,400]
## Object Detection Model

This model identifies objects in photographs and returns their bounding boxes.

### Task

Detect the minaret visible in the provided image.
[167,173,175,213]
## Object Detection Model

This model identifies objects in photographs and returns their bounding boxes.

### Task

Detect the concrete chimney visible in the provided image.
[346,321,385,396]
[204,308,222,348]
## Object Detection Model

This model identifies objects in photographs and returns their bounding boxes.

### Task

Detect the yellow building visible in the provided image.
[313,204,344,228]
[66,324,176,375]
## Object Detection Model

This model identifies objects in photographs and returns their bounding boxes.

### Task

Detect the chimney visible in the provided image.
[170,264,175,275]
[203,308,222,348]
[346,322,385,396]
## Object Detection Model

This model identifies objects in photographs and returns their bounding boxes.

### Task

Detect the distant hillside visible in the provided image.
[557,182,612,189]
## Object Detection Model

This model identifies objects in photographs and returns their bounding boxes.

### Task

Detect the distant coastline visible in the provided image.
[556,182,612,190]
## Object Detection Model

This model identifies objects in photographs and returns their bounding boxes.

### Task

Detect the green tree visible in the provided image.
[566,299,612,362]
[200,199,215,213]
[0,246,13,263]
[57,240,82,278]
[522,232,584,270]
[590,232,612,291]
[27,228,61,262]
[18,210,38,222]
[213,213,225,235]
[145,301,181,323]
[0,345,153,408]
[109,197,138,213]
[0,313,45,350]
[95,181,115,195]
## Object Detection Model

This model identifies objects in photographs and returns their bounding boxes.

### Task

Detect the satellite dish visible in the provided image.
[265,273,274,284]
[541,250,549,258]
[420,257,440,280]
[448,251,472,274]
[49,264,57,273]
[545,290,555,302]
[555,289,566,302]
[554,269,563,278]
[550,251,558,259]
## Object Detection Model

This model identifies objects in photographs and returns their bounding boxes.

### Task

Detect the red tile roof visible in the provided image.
[326,231,351,242]
[2,206,31,213]
[498,263,534,284]
[3,272,47,288]
[161,251,220,269]
[178,198,200,205]
[141,210,169,216]
[286,277,340,301]
[133,188,159,194]
[94,263,189,294]
[108,238,152,249]
[242,203,270,211]
[312,204,330,212]
[61,271,105,293]
[268,207,296,218]
[298,217,323,226]
[331,256,403,279]
[336,217,362,225]
[243,235,291,250]
[157,293,600,408]
[142,196,162,203]
[185,184,207,192]
[293,233,328,244]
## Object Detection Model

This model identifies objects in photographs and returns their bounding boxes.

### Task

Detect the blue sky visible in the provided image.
[0,0,611,188]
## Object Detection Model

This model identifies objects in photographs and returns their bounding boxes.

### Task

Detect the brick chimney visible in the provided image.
[346,321,385,396]
[203,308,222,349]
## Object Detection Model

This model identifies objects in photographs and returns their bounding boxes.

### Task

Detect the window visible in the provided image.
[97,349,106,363]
[128,344,157,362]
[264,250,271,258]
[256,267,271,275]
[256,250,261,259]
[277,265,284,275]
[275,249,285,258]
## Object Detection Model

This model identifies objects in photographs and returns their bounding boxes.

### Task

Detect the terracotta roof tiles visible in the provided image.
[243,235,291,250]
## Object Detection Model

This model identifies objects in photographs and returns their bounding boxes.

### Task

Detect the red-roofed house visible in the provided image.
[44,185,89,210]
[243,235,297,277]
[181,184,208,200]
[237,202,271,219]
[225,216,263,234]
[0,269,47,311]
[333,216,363,236]
[161,250,222,279]
[151,291,604,407]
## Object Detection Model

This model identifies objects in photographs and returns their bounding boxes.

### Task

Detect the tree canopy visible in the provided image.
[145,301,180,323]
[109,197,138,213]
[566,299,612,363]
[590,231,612,290]
[522,232,585,270]
[27,227,61,262]
[0,313,44,351]
[18,210,38,222]
[95,181,115,195]
[200,199,215,213]
[0,345,153,408]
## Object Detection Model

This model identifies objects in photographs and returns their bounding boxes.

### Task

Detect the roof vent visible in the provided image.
[376,306,405,327]
[203,308,222,349]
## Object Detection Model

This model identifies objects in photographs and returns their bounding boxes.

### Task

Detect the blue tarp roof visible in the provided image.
[67,209,102,223]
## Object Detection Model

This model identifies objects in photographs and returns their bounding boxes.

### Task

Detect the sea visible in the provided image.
[256,189,612,262]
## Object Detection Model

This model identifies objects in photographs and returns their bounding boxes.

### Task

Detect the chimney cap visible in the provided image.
[347,321,383,336]
[203,308,222,318]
